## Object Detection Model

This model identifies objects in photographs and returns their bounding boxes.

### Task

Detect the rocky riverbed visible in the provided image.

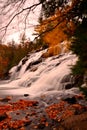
[0,93,87,130]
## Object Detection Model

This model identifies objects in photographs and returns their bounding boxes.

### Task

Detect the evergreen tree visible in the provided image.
[70,0,87,96]
[39,0,68,18]
[71,1,87,70]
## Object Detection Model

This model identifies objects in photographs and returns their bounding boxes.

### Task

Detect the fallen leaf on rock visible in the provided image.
[75,94,85,99]
[8,119,31,129]
[45,121,49,127]
[40,117,46,122]
[0,96,12,102]
[0,105,12,115]
[46,101,87,122]
[0,99,38,129]
[34,125,38,129]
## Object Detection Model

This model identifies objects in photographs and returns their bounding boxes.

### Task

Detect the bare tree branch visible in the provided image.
[0,0,83,42]
[0,2,41,30]
[0,1,42,39]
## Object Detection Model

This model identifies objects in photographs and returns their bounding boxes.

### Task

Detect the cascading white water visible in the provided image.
[0,49,78,97]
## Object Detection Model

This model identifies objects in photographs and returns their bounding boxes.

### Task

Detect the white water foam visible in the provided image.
[0,50,78,98]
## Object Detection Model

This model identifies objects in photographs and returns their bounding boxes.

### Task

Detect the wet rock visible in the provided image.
[25,63,31,71]
[38,123,45,129]
[61,74,73,83]
[83,71,87,84]
[60,112,87,130]
[0,96,12,102]
[63,97,77,104]
[65,83,74,89]
[22,58,28,65]
[24,94,29,97]
[30,66,38,72]
[16,65,21,72]
[55,62,60,66]
[0,113,8,121]
[0,94,87,130]
[31,58,42,66]
[25,58,42,71]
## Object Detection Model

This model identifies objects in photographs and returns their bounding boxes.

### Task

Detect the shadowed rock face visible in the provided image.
[60,112,87,130]
[60,74,75,90]
[61,74,72,83]
[16,65,22,72]
[22,58,28,65]
[0,113,8,121]
[25,57,42,71]
[65,83,74,89]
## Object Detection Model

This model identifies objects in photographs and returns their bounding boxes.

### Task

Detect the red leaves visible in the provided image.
[0,105,12,115]
[0,96,87,129]
[0,99,38,114]
[46,101,87,122]
[10,99,38,110]
[0,98,38,129]
[0,118,31,129]
[8,119,31,129]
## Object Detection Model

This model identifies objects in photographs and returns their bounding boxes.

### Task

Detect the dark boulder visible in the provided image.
[63,97,77,104]
[65,83,74,89]
[22,58,28,65]
[16,65,21,72]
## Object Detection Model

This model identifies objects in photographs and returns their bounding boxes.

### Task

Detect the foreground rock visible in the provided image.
[0,95,87,130]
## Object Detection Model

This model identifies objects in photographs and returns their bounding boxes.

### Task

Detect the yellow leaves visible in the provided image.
[43,19,75,47]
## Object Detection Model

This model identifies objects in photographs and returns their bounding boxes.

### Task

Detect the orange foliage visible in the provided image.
[43,20,68,46]
[0,41,31,79]
[0,44,9,78]
[42,41,70,58]
[35,4,76,57]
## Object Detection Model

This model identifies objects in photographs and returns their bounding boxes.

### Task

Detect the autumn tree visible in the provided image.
[35,1,76,56]
[0,40,33,79]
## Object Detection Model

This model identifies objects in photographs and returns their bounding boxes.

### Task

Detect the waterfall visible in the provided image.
[0,50,78,97]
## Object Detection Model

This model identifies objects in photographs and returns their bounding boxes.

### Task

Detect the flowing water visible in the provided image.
[0,49,79,98]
